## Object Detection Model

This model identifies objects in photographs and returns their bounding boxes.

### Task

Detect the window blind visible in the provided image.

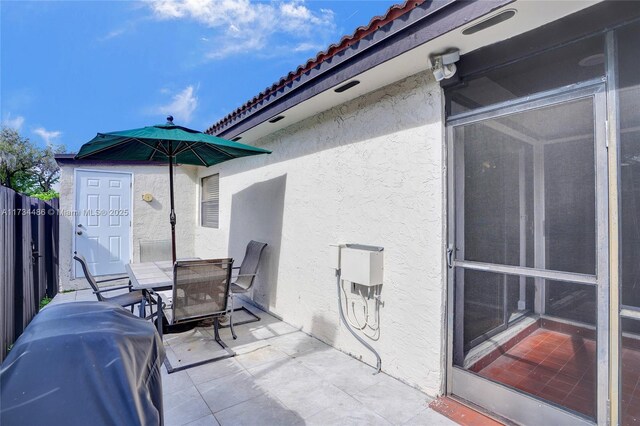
[201,174,219,228]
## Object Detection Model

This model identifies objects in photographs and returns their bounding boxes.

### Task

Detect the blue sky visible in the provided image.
[1,0,398,152]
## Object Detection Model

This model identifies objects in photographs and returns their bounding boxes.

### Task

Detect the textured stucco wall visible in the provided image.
[58,163,198,289]
[194,71,446,395]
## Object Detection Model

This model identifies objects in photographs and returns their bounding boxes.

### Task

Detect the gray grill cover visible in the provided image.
[1,302,165,426]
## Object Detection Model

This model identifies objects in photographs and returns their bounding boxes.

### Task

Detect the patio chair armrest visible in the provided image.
[95,275,129,284]
[93,284,133,294]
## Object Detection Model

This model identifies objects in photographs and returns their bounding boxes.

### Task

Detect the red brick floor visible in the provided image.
[476,328,640,424]
[478,328,596,418]
[621,345,640,426]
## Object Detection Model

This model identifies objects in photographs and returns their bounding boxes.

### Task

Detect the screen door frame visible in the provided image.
[445,80,609,426]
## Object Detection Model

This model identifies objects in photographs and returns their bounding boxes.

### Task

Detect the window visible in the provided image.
[201,174,219,228]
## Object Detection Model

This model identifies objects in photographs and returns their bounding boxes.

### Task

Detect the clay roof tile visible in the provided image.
[206,0,426,134]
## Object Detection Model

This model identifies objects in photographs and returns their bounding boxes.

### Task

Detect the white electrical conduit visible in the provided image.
[341,281,368,330]
[366,295,381,333]
[341,281,381,335]
[351,296,368,330]
[336,269,382,374]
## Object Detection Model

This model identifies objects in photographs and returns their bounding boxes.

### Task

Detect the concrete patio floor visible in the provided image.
[49,288,456,426]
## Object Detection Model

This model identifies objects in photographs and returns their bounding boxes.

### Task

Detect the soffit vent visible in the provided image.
[462,9,516,35]
[335,80,361,93]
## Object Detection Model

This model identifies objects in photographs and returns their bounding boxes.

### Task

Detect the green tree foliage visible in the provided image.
[29,190,60,201]
[0,126,66,196]
[0,127,39,190]
[34,144,67,192]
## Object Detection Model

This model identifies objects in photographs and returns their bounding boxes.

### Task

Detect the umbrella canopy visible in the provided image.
[76,118,270,166]
[75,116,270,263]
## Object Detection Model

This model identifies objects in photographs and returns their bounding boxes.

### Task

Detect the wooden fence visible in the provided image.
[0,185,59,362]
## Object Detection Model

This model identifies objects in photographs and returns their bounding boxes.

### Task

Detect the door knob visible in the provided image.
[76,231,83,235]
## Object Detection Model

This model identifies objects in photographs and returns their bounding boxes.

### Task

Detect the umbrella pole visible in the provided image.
[168,154,177,264]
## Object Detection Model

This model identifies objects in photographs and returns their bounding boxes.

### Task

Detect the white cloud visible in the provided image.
[98,28,126,42]
[281,3,311,20]
[151,0,185,19]
[205,34,264,60]
[278,3,333,35]
[293,42,323,53]
[33,127,62,146]
[157,85,198,123]
[148,0,336,60]
[1,114,25,131]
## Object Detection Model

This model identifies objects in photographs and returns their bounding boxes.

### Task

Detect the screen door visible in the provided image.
[447,84,608,426]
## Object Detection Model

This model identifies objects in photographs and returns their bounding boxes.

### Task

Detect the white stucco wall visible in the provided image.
[58,163,198,289]
[194,71,446,395]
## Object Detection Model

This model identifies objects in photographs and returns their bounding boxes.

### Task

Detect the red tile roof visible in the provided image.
[206,0,428,135]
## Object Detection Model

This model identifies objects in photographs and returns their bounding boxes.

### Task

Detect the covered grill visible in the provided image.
[1,302,165,426]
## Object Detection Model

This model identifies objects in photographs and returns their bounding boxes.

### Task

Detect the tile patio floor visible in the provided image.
[49,288,457,426]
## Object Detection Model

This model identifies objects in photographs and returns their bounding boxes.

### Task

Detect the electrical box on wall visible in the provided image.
[340,246,384,286]
[329,244,343,270]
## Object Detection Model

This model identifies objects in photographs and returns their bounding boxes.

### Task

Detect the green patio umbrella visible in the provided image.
[75,116,270,263]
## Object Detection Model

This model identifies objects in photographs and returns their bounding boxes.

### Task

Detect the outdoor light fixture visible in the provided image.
[335,80,360,93]
[430,49,460,82]
[268,115,285,123]
[462,9,516,35]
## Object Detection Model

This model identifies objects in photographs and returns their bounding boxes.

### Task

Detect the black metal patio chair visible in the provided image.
[227,240,268,339]
[152,258,235,373]
[73,252,147,317]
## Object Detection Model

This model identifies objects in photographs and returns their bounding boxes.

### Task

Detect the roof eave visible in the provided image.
[206,0,513,138]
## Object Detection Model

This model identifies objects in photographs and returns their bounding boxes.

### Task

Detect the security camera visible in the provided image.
[430,49,460,82]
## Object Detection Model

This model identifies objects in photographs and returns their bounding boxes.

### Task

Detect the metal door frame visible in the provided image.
[445,81,609,426]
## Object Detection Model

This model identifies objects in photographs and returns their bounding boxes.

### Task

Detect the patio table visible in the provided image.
[127,261,175,291]
[126,258,207,291]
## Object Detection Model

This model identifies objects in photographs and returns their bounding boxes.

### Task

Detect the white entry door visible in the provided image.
[75,170,132,277]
